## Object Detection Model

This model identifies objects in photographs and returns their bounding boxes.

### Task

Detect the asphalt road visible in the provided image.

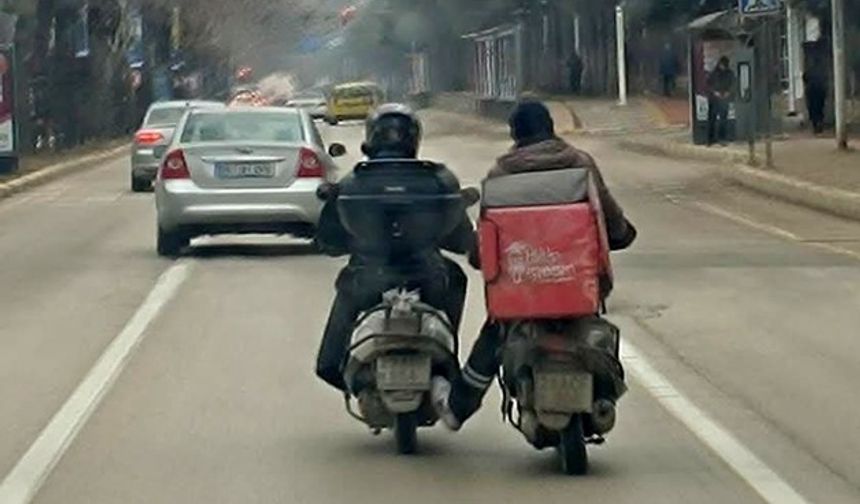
[1,110,859,503]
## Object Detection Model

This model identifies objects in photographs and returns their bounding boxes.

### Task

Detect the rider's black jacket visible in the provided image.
[316,156,475,275]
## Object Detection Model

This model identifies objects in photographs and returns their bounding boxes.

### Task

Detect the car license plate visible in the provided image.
[376,355,431,391]
[215,162,275,179]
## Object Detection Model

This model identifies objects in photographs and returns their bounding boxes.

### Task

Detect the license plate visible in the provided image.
[534,370,593,413]
[376,355,431,391]
[215,162,275,179]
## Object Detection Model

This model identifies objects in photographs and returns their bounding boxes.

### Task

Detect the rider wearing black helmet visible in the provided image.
[314,104,475,391]
[360,103,423,158]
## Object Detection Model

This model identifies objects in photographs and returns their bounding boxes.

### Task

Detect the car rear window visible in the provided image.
[145,107,187,126]
[180,112,305,143]
[335,87,374,99]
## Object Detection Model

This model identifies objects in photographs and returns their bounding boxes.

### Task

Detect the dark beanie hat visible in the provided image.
[509,100,555,145]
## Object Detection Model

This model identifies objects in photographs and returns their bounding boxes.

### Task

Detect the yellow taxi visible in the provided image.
[326,81,384,125]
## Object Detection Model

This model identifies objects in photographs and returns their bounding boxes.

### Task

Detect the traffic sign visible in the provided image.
[739,0,782,16]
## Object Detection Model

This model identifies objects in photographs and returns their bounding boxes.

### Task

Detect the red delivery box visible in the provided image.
[478,169,611,320]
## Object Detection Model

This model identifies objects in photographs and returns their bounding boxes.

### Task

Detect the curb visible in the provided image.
[721,163,860,221]
[619,137,860,221]
[0,145,129,201]
[618,137,748,165]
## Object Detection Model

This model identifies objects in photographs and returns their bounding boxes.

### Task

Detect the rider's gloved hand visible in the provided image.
[609,219,637,251]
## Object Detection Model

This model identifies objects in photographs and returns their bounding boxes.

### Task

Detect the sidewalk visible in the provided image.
[0,139,129,200]
[558,95,689,135]
[431,92,688,136]
[620,130,860,221]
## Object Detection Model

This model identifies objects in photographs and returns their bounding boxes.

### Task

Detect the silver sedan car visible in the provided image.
[154,106,346,256]
[286,90,328,119]
[131,100,225,192]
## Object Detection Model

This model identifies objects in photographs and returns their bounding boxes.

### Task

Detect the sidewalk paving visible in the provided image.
[560,96,680,134]
[432,92,689,136]
[645,96,691,127]
[0,139,129,200]
[0,139,129,183]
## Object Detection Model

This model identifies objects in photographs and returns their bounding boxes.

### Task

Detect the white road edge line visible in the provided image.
[0,262,192,504]
[691,201,801,241]
[691,200,860,262]
[621,332,810,504]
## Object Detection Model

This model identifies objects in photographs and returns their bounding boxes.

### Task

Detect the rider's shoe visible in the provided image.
[431,376,462,431]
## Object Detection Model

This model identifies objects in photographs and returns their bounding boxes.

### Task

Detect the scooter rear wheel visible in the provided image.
[394,413,418,455]
[559,414,588,475]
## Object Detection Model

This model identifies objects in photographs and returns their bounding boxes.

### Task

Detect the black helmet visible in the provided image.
[362,103,422,158]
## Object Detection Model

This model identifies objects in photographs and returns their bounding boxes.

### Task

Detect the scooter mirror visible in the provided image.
[316,182,339,201]
[461,186,481,207]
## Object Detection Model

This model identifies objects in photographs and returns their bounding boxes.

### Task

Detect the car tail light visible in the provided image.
[134,129,164,145]
[297,148,324,178]
[160,149,190,180]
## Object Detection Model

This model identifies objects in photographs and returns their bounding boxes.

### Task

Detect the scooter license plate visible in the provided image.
[376,355,432,391]
[534,370,593,413]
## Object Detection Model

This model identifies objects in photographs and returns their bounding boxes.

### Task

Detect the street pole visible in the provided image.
[831,0,849,150]
[615,3,627,106]
[764,17,774,168]
[785,4,800,115]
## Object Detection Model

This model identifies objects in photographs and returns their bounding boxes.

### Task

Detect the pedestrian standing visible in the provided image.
[707,56,735,146]
[568,51,584,94]
[659,43,679,97]
[803,58,828,135]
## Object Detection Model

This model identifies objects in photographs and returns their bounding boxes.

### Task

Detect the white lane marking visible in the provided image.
[0,262,192,504]
[621,334,810,504]
[691,201,860,262]
[692,201,801,241]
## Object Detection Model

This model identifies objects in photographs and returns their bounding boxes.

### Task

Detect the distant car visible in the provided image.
[286,90,327,119]
[132,100,225,192]
[154,106,347,256]
[326,81,384,125]
[228,89,268,107]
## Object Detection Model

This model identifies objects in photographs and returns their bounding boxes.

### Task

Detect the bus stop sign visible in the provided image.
[739,0,782,16]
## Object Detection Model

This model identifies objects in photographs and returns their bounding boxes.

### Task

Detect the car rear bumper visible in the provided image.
[131,149,162,180]
[155,178,323,234]
[132,164,159,180]
[329,105,372,120]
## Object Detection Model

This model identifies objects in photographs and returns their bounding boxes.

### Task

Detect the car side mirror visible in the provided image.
[328,143,347,158]
[461,187,481,207]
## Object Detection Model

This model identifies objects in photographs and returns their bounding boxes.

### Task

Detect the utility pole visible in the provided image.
[763,16,774,168]
[785,4,802,115]
[831,0,848,150]
[615,3,627,106]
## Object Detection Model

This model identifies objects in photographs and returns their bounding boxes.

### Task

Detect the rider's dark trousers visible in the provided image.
[315,258,467,391]
[448,320,504,424]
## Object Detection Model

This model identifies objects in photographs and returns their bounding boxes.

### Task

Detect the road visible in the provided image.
[1,110,859,503]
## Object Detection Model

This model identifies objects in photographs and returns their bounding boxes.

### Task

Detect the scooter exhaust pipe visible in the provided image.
[591,399,616,434]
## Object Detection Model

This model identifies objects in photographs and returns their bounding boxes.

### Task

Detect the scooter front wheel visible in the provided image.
[559,414,588,475]
[394,412,418,455]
